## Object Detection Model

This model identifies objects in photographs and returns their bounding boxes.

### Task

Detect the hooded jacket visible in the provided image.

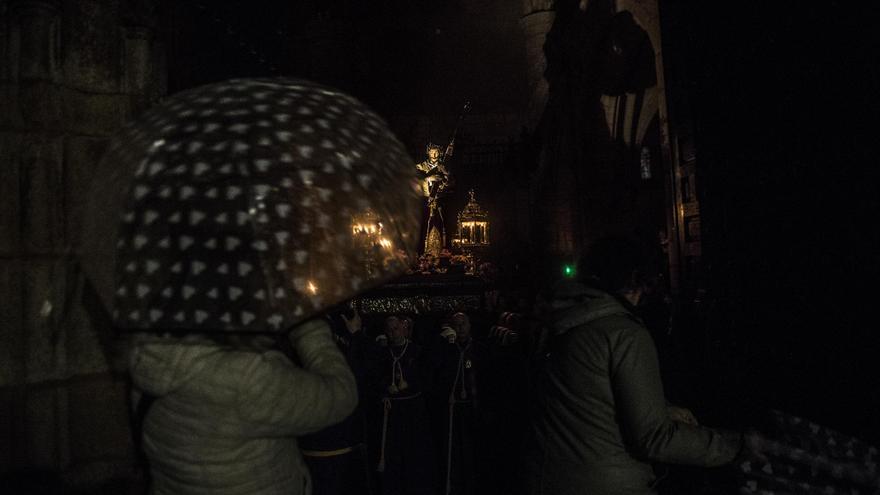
[525,282,741,495]
[129,318,357,495]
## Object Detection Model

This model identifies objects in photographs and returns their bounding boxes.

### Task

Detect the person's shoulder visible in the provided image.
[563,308,643,342]
[588,314,651,353]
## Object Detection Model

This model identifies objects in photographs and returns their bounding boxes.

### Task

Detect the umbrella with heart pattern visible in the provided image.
[79,78,421,333]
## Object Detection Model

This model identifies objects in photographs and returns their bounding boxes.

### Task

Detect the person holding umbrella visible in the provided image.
[78,78,422,495]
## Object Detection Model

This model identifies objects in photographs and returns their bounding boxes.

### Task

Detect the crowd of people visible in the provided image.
[299,305,531,495]
[291,235,765,495]
[71,79,879,495]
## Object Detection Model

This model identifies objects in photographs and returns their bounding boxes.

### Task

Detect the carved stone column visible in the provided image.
[122,0,161,111]
[520,0,555,131]
[123,24,158,115]
[10,0,63,128]
[11,0,61,81]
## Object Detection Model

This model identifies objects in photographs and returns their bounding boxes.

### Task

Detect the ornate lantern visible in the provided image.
[453,189,490,248]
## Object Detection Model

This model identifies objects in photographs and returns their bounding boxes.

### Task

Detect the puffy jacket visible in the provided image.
[129,318,357,495]
[525,282,741,495]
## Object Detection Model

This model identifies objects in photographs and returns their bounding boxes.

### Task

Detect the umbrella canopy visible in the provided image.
[79,78,421,333]
[737,410,880,494]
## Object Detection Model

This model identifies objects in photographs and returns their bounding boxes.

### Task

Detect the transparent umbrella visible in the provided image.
[79,78,421,333]
[736,410,880,494]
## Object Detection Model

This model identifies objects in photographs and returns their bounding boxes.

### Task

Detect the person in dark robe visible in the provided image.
[480,312,530,495]
[367,315,438,495]
[429,312,485,495]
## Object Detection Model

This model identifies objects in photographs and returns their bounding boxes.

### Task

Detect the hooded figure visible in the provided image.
[79,78,421,495]
[523,237,745,495]
[366,315,438,495]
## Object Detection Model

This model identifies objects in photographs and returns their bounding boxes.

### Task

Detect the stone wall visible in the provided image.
[0,0,164,488]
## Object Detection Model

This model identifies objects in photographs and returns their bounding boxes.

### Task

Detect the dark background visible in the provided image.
[164,0,880,439]
[666,2,879,439]
[2,1,879,490]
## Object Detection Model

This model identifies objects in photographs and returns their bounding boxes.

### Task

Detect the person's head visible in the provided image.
[578,236,648,305]
[478,262,498,283]
[384,315,406,345]
[451,312,471,342]
[426,143,441,163]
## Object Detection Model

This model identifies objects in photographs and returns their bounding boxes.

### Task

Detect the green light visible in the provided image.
[563,265,575,277]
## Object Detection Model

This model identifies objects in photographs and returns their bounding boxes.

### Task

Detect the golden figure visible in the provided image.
[417,142,452,256]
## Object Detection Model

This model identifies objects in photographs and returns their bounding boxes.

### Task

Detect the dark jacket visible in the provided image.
[525,282,741,495]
